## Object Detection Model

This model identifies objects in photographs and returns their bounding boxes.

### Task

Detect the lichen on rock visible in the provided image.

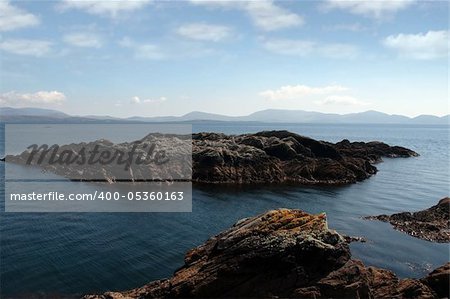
[83,209,448,299]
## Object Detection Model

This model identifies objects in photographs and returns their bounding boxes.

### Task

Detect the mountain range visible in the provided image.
[0,107,448,125]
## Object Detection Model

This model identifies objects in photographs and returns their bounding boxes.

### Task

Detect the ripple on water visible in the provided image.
[0,124,449,296]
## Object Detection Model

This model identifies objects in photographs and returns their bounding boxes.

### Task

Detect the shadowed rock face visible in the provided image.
[192,130,418,184]
[365,197,450,243]
[83,209,448,299]
[4,130,418,185]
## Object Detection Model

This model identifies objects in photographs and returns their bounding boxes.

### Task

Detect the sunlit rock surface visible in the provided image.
[84,209,448,299]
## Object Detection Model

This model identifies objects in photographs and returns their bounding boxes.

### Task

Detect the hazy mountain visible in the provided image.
[179,111,239,121]
[412,114,449,124]
[0,107,68,118]
[127,111,238,122]
[0,107,130,123]
[246,109,338,123]
[0,107,448,125]
[339,110,411,124]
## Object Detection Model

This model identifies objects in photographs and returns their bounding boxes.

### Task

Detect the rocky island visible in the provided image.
[83,209,449,299]
[193,130,418,184]
[4,130,418,185]
[365,197,450,243]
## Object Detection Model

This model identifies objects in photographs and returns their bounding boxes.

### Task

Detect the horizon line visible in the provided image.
[1,106,449,119]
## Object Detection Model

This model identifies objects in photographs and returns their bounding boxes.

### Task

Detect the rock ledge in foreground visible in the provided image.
[83,208,448,299]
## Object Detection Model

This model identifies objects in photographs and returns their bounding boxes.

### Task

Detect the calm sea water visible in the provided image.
[0,123,449,298]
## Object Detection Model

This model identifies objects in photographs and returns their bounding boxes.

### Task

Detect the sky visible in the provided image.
[0,0,448,118]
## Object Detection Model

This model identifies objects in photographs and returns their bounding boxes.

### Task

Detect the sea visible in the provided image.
[0,122,449,298]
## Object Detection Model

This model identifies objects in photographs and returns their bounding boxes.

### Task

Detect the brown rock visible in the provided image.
[83,209,448,299]
[5,130,417,185]
[365,197,450,242]
[421,262,450,298]
[192,130,418,184]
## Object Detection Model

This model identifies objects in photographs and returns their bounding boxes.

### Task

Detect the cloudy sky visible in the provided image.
[0,0,448,117]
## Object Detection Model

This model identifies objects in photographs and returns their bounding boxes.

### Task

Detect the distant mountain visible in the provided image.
[127,111,238,122]
[412,114,449,125]
[0,107,68,118]
[245,109,333,122]
[180,109,448,125]
[179,111,238,121]
[0,107,448,125]
[0,107,133,123]
[339,110,411,124]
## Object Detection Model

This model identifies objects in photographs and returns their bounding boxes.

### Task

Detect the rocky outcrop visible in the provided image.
[365,197,450,243]
[4,130,418,185]
[192,130,418,184]
[83,209,448,299]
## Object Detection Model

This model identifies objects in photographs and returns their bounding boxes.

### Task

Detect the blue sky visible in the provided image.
[0,0,448,117]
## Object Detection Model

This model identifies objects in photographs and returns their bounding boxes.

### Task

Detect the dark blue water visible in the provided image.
[1,123,449,298]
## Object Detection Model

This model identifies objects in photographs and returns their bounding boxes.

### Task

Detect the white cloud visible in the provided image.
[315,95,370,106]
[189,0,303,31]
[260,84,348,101]
[0,1,40,31]
[177,23,233,42]
[0,39,52,56]
[244,1,304,31]
[323,0,414,19]
[0,91,66,106]
[262,38,358,59]
[63,32,103,48]
[119,37,165,60]
[130,96,166,104]
[323,23,367,32]
[262,39,315,56]
[130,96,141,104]
[58,0,152,18]
[319,43,359,59]
[383,30,449,60]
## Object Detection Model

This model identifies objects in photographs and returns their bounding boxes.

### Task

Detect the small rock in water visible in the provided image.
[365,197,450,243]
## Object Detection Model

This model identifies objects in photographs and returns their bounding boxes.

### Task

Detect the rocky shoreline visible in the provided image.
[83,209,449,299]
[5,130,419,185]
[365,197,450,243]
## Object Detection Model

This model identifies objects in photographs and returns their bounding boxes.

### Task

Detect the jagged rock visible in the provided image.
[4,130,418,185]
[422,263,450,298]
[263,141,298,160]
[83,209,448,299]
[365,197,450,243]
[334,139,417,162]
[192,130,418,184]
